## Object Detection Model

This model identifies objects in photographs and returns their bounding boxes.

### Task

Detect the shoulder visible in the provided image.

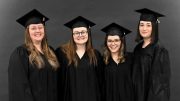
[49,45,55,51]
[154,42,169,54]
[125,52,133,58]
[11,45,28,56]
[55,46,64,54]
[134,42,143,52]
[55,46,67,59]
[9,45,29,64]
[93,49,102,57]
[125,52,133,62]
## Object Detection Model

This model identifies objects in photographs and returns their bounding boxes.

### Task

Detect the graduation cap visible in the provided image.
[64,16,95,29]
[101,23,131,37]
[135,8,165,23]
[16,9,49,27]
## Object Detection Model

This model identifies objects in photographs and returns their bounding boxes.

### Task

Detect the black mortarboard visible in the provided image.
[135,8,165,22]
[64,16,95,29]
[16,9,49,27]
[101,23,131,37]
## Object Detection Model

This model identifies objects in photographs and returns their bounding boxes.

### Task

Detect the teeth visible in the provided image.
[34,34,41,37]
[110,47,117,49]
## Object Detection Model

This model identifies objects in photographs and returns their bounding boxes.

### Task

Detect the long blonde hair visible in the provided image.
[25,26,59,70]
[61,28,97,67]
[103,35,125,65]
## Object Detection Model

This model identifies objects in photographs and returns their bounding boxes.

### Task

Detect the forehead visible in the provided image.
[28,23,44,27]
[107,35,120,39]
[72,27,87,32]
[139,21,152,24]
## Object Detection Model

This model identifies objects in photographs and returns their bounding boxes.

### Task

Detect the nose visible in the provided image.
[79,32,83,36]
[142,26,147,30]
[111,42,116,45]
[35,28,41,32]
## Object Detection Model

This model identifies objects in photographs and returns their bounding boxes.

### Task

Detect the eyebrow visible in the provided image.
[139,22,151,25]
[73,30,87,32]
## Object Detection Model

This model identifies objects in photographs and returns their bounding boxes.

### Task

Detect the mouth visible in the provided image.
[34,33,42,37]
[141,32,148,34]
[77,37,86,40]
[109,46,118,50]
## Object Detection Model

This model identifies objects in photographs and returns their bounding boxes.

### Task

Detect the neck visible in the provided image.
[76,44,86,59]
[111,52,119,64]
[142,38,151,48]
[33,41,43,53]
[76,44,86,51]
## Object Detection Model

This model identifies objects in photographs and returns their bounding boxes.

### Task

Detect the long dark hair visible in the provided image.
[135,21,159,44]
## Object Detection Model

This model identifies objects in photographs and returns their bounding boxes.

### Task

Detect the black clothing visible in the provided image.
[104,53,133,101]
[8,45,58,101]
[132,42,170,101]
[55,48,104,101]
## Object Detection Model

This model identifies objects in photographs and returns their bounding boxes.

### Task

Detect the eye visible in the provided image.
[107,40,113,43]
[114,39,120,42]
[139,24,144,27]
[147,24,152,27]
[81,31,87,34]
[38,26,44,29]
[73,32,80,35]
[30,27,36,30]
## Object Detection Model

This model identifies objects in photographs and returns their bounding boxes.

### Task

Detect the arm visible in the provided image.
[8,47,34,101]
[150,47,171,101]
[55,47,67,101]
[94,50,105,101]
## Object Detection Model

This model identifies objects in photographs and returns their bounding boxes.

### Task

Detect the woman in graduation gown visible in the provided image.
[8,9,59,101]
[132,8,171,101]
[101,23,134,101]
[55,16,104,101]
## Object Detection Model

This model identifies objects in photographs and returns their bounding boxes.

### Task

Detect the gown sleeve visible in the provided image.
[94,50,105,101]
[55,47,67,101]
[149,47,171,101]
[8,46,34,101]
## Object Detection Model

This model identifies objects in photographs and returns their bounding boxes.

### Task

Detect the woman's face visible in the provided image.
[107,35,121,54]
[139,21,152,40]
[28,23,45,43]
[72,27,88,45]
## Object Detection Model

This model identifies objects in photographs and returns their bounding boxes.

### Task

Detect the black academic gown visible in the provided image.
[104,53,133,101]
[55,48,104,101]
[8,45,58,101]
[132,42,170,101]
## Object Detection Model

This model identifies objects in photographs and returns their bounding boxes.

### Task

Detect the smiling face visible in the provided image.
[139,21,152,40]
[28,23,45,43]
[72,27,88,45]
[106,35,121,54]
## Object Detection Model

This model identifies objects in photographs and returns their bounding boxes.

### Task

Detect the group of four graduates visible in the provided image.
[8,8,170,101]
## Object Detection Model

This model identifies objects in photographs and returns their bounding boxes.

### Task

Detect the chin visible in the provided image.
[110,49,119,53]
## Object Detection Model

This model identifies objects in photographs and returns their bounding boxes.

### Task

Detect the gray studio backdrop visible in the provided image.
[0,0,179,101]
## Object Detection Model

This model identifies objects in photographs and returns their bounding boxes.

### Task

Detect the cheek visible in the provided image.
[73,36,76,41]
[28,30,34,37]
[149,28,152,33]
[118,43,121,47]
[139,27,143,32]
[107,43,111,48]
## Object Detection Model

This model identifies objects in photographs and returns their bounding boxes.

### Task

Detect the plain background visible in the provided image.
[0,0,179,101]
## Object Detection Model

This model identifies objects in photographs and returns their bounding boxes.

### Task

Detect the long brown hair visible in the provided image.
[61,28,97,67]
[103,35,125,65]
[25,26,59,70]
